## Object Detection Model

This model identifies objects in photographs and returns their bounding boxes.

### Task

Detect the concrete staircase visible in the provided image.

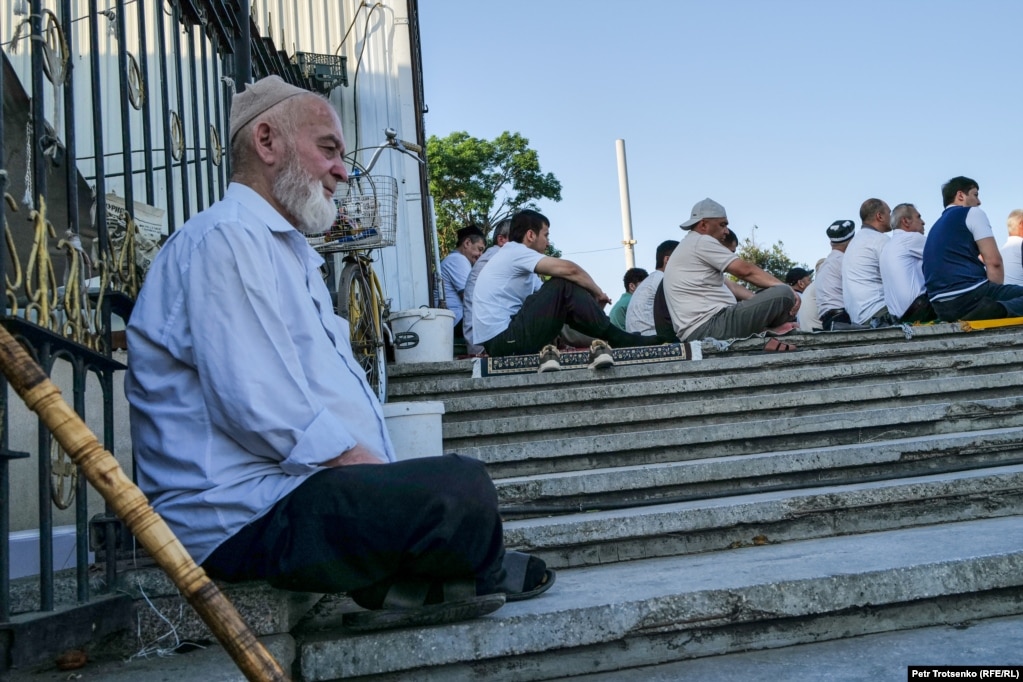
[14,323,1023,681]
[290,323,1023,681]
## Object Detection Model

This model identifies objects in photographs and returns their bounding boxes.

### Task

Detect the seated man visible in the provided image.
[842,198,893,326]
[608,267,648,330]
[472,209,660,371]
[923,176,1023,321]
[817,219,856,330]
[999,209,1023,287]
[785,267,812,294]
[626,239,678,336]
[463,218,510,355]
[440,225,485,335]
[125,77,552,632]
[880,203,936,323]
[664,198,796,350]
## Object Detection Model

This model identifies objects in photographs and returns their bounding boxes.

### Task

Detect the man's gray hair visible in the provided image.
[1008,209,1023,236]
[890,203,916,231]
[493,218,512,240]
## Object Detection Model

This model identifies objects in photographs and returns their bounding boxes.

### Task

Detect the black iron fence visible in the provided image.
[0,0,326,667]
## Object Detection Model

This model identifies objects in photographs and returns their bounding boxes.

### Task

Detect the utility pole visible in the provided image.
[615,139,636,269]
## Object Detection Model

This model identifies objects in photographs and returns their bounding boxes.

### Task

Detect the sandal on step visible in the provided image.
[343,579,506,632]
[497,551,557,602]
[763,337,798,353]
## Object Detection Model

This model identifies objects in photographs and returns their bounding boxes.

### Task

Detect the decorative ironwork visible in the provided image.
[23,197,59,331]
[49,440,77,510]
[4,193,25,316]
[127,52,145,110]
[169,110,185,160]
[210,124,222,166]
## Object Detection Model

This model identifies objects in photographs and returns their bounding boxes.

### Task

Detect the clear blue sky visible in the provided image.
[419,1,1023,299]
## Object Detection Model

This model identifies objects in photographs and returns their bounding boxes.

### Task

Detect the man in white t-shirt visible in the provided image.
[999,209,1023,286]
[817,219,855,330]
[626,239,678,336]
[439,225,485,334]
[842,198,893,326]
[472,209,660,367]
[463,218,510,355]
[880,203,936,323]
[663,198,796,349]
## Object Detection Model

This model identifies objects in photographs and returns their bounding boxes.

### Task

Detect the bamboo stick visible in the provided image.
[0,325,290,682]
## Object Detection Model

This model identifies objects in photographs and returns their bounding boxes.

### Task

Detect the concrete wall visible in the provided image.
[252,0,432,311]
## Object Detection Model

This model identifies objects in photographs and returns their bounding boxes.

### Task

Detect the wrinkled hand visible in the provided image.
[789,289,802,317]
[319,444,385,467]
[595,291,612,307]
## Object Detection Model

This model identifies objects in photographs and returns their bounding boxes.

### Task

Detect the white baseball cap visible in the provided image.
[680,198,727,229]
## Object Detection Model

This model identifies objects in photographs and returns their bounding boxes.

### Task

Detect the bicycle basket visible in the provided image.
[309,175,398,254]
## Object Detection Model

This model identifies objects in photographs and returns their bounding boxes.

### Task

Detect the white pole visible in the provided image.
[615,139,636,269]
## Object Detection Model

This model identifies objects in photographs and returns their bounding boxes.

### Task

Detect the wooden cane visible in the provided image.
[0,325,290,682]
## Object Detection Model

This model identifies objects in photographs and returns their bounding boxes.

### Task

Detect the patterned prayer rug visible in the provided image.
[473,342,699,378]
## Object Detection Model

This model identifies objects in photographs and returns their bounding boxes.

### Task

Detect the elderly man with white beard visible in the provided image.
[125,77,553,632]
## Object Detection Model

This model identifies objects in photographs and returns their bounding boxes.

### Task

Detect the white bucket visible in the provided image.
[389,308,455,364]
[382,401,446,460]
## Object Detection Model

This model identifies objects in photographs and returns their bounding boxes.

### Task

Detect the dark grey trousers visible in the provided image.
[684,285,796,341]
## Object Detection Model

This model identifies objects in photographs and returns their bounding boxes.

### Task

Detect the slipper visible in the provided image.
[763,337,798,353]
[343,579,506,632]
[497,551,557,602]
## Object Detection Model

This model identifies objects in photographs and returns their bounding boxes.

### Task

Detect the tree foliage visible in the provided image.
[733,238,807,290]
[426,131,562,254]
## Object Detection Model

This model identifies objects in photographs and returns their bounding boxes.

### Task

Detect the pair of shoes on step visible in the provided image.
[343,551,556,632]
[537,339,615,373]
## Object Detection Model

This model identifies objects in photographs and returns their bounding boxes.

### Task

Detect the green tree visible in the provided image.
[734,237,807,290]
[426,131,562,254]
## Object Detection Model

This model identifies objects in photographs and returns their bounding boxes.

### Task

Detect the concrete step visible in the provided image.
[468,395,1023,478]
[291,514,1023,681]
[503,463,1023,568]
[435,340,1022,414]
[5,634,296,681]
[442,369,1023,445]
[495,426,1023,512]
[550,613,1023,682]
[387,325,1023,407]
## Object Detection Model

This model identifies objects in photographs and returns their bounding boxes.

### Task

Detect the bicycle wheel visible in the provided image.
[338,260,388,402]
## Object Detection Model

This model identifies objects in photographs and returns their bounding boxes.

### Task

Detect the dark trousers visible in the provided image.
[483,277,661,356]
[819,308,851,330]
[899,293,937,324]
[202,454,506,597]
[931,281,1023,321]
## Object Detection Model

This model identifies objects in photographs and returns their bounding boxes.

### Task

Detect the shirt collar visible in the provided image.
[224,182,325,266]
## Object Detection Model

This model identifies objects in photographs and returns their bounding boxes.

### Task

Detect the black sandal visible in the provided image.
[498,551,556,602]
[343,579,505,632]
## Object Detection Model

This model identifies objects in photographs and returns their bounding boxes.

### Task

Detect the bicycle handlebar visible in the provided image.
[354,128,424,175]
[398,139,422,154]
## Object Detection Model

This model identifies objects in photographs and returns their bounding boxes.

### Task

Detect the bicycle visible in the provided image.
[307,128,424,403]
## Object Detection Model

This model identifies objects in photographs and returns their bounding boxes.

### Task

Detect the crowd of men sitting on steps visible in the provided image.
[440,176,1023,367]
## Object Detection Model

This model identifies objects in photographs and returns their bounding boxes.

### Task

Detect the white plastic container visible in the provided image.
[389,308,455,364]
[382,401,446,460]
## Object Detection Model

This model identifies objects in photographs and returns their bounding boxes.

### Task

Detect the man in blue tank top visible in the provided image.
[922,176,1023,321]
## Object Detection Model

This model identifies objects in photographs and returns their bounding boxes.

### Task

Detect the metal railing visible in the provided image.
[0,0,323,668]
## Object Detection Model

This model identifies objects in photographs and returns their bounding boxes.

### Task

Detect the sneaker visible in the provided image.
[587,339,615,370]
[537,344,561,373]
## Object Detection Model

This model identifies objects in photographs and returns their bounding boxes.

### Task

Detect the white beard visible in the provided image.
[273,154,338,235]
